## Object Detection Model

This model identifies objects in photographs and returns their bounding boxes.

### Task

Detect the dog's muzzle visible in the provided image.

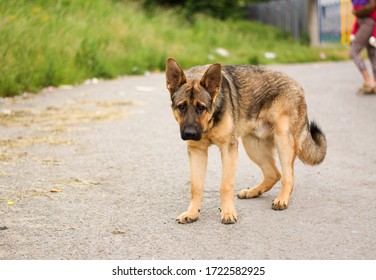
[181,125,202,141]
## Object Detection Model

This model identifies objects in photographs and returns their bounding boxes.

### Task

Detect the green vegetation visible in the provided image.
[0,0,348,97]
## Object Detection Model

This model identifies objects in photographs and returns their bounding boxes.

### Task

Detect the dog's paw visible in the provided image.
[272,197,289,210]
[176,211,199,224]
[237,188,261,199]
[221,212,237,224]
[220,205,237,224]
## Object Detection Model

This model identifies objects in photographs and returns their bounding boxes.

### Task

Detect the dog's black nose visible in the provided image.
[181,127,201,141]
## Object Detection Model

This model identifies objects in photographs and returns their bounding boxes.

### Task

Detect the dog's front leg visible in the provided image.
[219,140,238,224]
[176,143,208,224]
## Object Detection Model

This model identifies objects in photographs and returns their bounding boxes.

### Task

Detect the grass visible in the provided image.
[0,0,349,97]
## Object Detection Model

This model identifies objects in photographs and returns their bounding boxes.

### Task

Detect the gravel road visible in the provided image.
[0,61,375,259]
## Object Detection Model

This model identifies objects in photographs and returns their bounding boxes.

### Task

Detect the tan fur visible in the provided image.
[166,58,327,224]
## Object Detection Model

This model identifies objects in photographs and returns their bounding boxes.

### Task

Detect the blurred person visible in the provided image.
[350,0,376,47]
[350,0,376,94]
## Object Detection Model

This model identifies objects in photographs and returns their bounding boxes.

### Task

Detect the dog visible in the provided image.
[165,58,327,224]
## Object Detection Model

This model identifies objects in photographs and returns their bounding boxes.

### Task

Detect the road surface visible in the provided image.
[0,61,375,259]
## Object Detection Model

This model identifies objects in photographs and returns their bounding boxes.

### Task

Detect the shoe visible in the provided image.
[369,36,376,48]
[358,83,376,94]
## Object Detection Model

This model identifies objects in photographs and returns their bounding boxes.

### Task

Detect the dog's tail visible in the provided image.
[298,120,327,165]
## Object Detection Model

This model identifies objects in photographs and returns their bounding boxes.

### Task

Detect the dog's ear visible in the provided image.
[200,63,222,99]
[166,58,186,95]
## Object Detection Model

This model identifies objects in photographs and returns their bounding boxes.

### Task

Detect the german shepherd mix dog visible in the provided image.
[166,58,326,224]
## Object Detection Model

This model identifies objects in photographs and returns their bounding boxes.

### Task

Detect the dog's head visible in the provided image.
[165,58,222,141]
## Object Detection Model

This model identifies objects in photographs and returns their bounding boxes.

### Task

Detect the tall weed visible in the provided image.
[0,0,348,97]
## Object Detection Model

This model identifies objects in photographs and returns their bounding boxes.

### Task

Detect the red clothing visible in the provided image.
[352,4,376,37]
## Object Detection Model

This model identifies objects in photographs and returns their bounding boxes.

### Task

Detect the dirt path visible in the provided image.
[1,61,375,259]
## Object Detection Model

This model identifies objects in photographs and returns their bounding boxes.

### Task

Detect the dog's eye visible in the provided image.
[196,104,206,113]
[177,102,187,112]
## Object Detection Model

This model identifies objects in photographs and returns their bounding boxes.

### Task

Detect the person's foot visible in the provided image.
[358,83,376,94]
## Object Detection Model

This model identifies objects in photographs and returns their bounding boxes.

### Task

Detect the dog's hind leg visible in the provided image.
[272,116,296,210]
[237,135,281,199]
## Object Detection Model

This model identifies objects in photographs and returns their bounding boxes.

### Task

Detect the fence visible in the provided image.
[245,0,308,40]
[245,0,354,45]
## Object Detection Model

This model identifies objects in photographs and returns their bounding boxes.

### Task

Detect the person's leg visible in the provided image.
[368,22,376,47]
[366,44,376,93]
[350,20,359,42]
[351,18,375,89]
[350,42,374,85]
